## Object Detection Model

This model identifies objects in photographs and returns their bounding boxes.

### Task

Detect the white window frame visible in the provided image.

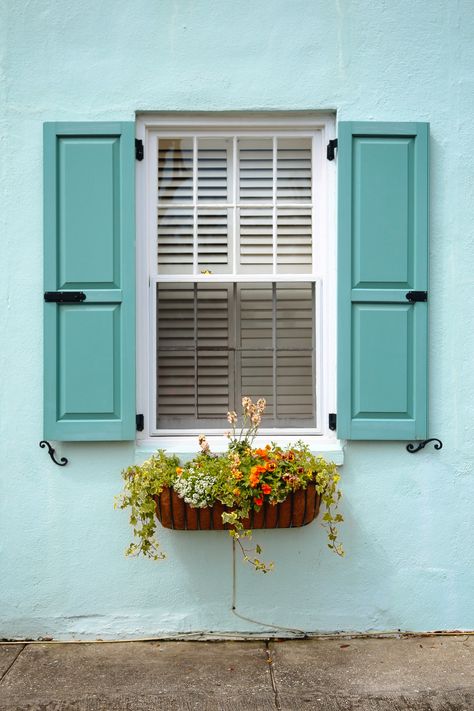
[135,113,339,456]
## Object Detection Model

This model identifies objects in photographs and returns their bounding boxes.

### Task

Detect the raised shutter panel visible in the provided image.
[43,122,135,441]
[337,122,429,440]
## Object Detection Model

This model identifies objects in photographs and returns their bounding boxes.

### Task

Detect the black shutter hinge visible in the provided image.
[136,414,144,431]
[327,138,338,161]
[329,413,337,431]
[406,290,427,303]
[44,291,86,303]
[135,139,144,161]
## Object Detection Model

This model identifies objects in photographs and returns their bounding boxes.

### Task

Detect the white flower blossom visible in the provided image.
[173,473,217,508]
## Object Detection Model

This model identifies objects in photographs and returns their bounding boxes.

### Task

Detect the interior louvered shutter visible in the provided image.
[337,122,429,440]
[237,137,312,274]
[156,283,231,427]
[43,122,135,440]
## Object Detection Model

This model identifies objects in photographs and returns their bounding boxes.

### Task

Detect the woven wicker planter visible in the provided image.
[154,484,321,530]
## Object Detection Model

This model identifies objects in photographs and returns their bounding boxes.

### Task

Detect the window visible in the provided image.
[44,120,428,449]
[136,114,337,445]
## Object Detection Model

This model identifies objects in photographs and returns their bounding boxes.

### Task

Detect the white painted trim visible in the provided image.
[136,113,337,446]
[135,436,344,465]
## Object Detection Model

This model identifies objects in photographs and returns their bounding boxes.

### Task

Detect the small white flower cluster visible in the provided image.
[173,471,217,508]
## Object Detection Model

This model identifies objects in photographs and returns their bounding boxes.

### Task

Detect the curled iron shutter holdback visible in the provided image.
[39,440,68,466]
[406,438,443,454]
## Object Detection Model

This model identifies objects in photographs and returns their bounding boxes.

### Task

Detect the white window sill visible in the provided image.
[134,436,344,465]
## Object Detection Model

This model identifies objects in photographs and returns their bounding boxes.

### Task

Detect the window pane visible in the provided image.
[277,208,312,273]
[196,286,232,418]
[276,283,314,420]
[198,208,232,274]
[277,137,312,202]
[156,284,196,420]
[158,138,193,203]
[155,282,316,429]
[238,283,275,420]
[238,283,315,425]
[238,138,273,202]
[238,208,273,273]
[197,138,231,203]
[156,283,232,428]
[157,207,194,274]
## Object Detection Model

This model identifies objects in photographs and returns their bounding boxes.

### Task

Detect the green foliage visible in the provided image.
[114,450,179,560]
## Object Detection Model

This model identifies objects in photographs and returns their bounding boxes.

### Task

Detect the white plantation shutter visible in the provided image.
[276,138,312,202]
[239,208,273,272]
[239,283,274,418]
[158,208,194,273]
[277,208,312,273]
[154,130,318,431]
[197,139,230,202]
[158,138,193,202]
[238,139,273,201]
[157,284,196,418]
[198,210,231,272]
[276,283,314,419]
[238,283,315,426]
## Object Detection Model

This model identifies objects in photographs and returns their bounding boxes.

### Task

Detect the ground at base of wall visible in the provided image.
[0,636,473,710]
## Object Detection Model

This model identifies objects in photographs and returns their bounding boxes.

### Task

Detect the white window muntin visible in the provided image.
[136,114,336,444]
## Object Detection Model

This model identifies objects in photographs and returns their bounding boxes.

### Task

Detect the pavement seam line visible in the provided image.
[265,640,281,711]
[0,643,26,686]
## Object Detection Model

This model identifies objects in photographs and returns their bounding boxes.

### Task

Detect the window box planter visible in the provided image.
[117,397,343,570]
[155,484,321,531]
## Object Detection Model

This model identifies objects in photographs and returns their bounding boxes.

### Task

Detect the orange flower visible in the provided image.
[233,488,240,497]
[254,496,264,506]
[262,483,272,495]
[254,448,268,459]
[266,461,276,472]
[176,467,183,475]
[265,444,271,451]
[232,470,243,480]
[287,451,295,462]
[249,471,261,487]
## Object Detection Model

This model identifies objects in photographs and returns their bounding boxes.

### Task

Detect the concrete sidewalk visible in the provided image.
[0,635,473,710]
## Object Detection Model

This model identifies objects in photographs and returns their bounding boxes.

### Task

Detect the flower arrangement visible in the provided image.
[116,397,344,572]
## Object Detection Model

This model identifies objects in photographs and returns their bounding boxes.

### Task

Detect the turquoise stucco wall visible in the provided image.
[1,0,474,638]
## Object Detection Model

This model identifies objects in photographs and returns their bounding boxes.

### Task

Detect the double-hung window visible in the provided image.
[136,114,337,446]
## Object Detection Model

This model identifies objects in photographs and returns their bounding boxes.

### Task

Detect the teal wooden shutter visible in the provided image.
[44,122,135,440]
[337,122,429,440]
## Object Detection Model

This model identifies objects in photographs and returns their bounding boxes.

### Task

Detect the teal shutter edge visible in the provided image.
[44,122,136,441]
[337,122,429,440]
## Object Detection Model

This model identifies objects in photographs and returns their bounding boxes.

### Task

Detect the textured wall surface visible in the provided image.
[1,0,474,639]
